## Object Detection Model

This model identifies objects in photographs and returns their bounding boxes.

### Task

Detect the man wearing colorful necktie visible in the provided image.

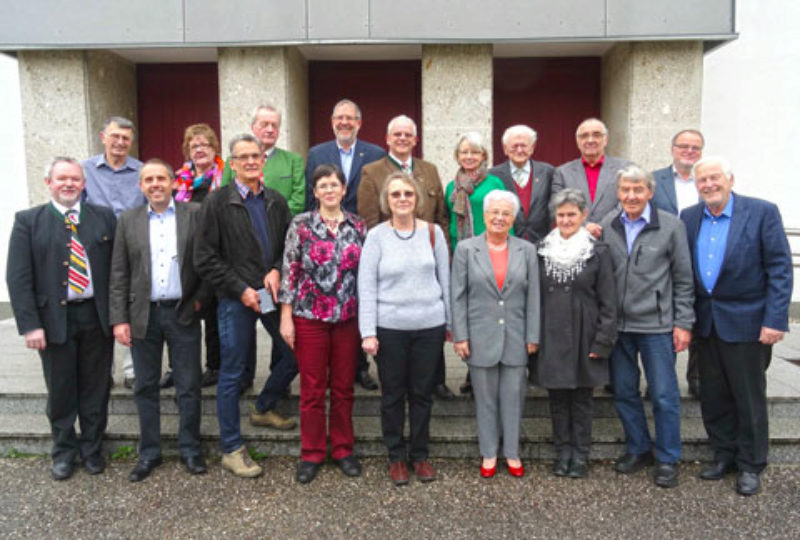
[7,157,117,481]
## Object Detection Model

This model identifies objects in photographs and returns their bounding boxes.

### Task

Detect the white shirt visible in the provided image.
[52,199,95,301]
[148,199,182,301]
[673,166,698,212]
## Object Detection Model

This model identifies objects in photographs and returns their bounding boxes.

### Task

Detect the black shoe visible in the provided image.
[83,453,106,475]
[181,455,207,475]
[129,457,162,482]
[434,383,455,401]
[200,369,218,387]
[51,461,74,481]
[459,380,473,395]
[568,457,588,478]
[124,376,136,390]
[613,451,654,474]
[653,462,679,488]
[335,455,362,477]
[603,384,614,394]
[688,379,700,399]
[552,457,570,477]
[736,471,761,496]
[356,369,379,391]
[699,461,737,481]
[159,370,174,389]
[296,460,321,484]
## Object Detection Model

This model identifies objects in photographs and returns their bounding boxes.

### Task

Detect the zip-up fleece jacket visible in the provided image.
[600,205,694,333]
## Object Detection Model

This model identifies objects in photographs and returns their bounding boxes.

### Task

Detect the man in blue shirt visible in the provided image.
[680,156,792,496]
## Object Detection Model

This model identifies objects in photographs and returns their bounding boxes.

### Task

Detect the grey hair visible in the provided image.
[692,155,733,179]
[250,104,282,126]
[386,114,417,136]
[332,99,362,119]
[575,118,608,137]
[228,133,263,156]
[483,189,520,216]
[671,128,704,147]
[103,116,135,133]
[44,157,85,180]
[549,188,588,216]
[453,131,489,162]
[616,164,655,191]
[501,125,537,146]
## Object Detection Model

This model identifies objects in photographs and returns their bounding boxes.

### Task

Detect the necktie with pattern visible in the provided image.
[65,210,90,295]
[513,168,529,188]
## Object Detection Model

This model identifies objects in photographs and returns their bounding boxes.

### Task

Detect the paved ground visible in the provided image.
[0,457,798,538]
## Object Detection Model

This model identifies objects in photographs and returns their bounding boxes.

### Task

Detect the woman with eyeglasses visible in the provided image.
[358,172,451,486]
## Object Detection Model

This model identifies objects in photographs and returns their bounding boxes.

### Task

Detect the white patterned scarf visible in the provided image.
[538,227,595,283]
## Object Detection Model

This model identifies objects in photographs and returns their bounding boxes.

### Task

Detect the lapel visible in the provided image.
[661,170,679,214]
[175,202,189,268]
[719,193,747,278]
[592,159,614,209]
[472,235,499,296]
[134,205,152,284]
[503,237,524,294]
[569,160,591,202]
[682,204,704,285]
[349,140,365,184]
[529,160,547,210]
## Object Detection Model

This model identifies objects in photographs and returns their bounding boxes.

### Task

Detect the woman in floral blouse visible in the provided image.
[278,163,367,485]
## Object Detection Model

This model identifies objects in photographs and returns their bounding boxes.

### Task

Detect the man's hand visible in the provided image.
[585,222,603,238]
[673,327,691,352]
[24,328,46,350]
[240,287,260,312]
[759,326,785,345]
[527,342,539,355]
[194,300,202,312]
[454,340,470,360]
[264,269,281,303]
[362,336,379,356]
[113,323,132,347]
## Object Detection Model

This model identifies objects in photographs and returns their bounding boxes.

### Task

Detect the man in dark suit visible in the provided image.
[681,156,792,496]
[305,98,385,390]
[489,124,554,243]
[651,129,705,398]
[6,157,116,480]
[109,159,207,482]
[552,118,631,238]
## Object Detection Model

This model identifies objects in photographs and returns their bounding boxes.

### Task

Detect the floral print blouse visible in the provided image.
[278,210,366,323]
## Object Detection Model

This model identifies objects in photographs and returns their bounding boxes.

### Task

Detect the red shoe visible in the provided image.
[480,464,496,478]
[508,462,525,478]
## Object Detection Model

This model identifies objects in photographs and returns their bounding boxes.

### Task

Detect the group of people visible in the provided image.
[6,99,792,497]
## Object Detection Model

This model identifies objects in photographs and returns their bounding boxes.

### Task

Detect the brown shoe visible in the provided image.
[249,406,297,430]
[412,460,436,482]
[221,446,262,478]
[389,461,409,486]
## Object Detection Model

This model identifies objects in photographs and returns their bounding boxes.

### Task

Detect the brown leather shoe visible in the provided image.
[412,460,436,482]
[389,461,409,486]
[249,406,297,430]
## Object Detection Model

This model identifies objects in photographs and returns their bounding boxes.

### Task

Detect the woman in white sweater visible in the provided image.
[358,172,451,486]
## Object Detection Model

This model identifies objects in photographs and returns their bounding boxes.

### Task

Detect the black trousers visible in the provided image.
[131,303,202,460]
[695,330,770,473]
[200,296,220,371]
[686,338,700,387]
[375,325,444,463]
[40,300,113,463]
[547,388,594,460]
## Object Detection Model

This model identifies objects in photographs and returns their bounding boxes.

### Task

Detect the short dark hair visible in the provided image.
[311,163,345,189]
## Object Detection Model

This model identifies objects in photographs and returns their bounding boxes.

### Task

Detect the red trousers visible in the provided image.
[293,316,359,462]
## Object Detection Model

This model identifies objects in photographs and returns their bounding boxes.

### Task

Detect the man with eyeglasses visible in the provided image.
[82,116,144,390]
[195,134,297,477]
[552,118,631,239]
[305,99,385,390]
[652,129,705,398]
[358,114,454,400]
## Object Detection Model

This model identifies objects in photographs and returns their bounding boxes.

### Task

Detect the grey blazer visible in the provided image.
[489,159,554,243]
[109,201,206,340]
[552,155,631,224]
[450,234,540,368]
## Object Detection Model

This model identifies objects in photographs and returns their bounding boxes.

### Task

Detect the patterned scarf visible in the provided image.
[174,155,224,202]
[538,227,595,283]
[449,164,488,243]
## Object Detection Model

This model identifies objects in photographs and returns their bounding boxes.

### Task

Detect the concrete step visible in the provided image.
[2,413,799,463]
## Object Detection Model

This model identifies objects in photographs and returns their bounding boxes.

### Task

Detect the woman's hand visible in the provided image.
[362,336,379,356]
[280,317,295,350]
[526,342,539,355]
[454,340,470,361]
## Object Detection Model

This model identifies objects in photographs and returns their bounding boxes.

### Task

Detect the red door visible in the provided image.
[493,58,601,167]
[308,61,422,156]
[136,63,221,169]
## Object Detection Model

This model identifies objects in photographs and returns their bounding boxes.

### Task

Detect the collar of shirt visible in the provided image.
[672,164,695,184]
[581,155,605,170]
[51,199,80,217]
[148,197,176,217]
[703,192,734,219]
[95,153,137,172]
[234,177,263,200]
[264,146,277,159]
[337,141,356,156]
[388,153,412,170]
[511,161,531,178]
[620,201,652,226]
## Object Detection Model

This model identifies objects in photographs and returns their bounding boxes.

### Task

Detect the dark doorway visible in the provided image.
[136,63,221,169]
[308,60,422,156]
[493,58,601,167]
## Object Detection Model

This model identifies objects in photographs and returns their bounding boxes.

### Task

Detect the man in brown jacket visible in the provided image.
[358,114,454,400]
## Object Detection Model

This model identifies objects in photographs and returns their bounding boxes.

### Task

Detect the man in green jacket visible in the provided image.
[221,104,305,215]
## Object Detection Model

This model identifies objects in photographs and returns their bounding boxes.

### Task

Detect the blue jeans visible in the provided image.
[610,332,681,463]
[217,298,298,453]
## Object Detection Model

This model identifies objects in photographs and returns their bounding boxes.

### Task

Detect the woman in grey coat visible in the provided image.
[534,189,617,478]
[451,190,540,478]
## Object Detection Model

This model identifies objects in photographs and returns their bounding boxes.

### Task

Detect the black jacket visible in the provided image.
[194,184,291,300]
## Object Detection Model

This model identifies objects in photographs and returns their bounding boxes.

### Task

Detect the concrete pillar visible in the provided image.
[421,44,493,185]
[217,46,309,158]
[601,41,703,170]
[18,50,136,205]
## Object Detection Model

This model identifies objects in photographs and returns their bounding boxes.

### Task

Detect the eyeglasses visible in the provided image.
[673,143,703,152]
[106,133,132,143]
[233,153,262,162]
[189,143,212,151]
[333,114,359,122]
[315,182,342,192]
[577,131,605,140]
[389,190,415,199]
